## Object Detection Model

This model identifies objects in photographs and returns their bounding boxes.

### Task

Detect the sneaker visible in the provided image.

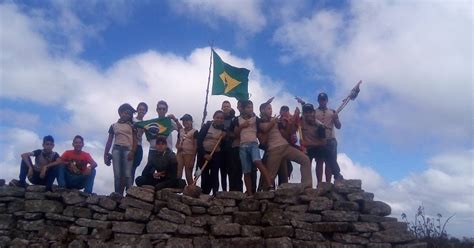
[334,173,344,180]
[10,179,27,188]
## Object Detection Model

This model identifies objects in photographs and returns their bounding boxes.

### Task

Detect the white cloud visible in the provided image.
[168,0,266,34]
[273,0,473,146]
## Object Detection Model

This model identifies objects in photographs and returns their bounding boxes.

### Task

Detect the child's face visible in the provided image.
[244,104,253,115]
[72,138,84,152]
[221,102,231,114]
[213,113,224,126]
[137,105,147,119]
[263,104,272,117]
[157,104,167,117]
[119,110,133,122]
[182,120,193,129]
[156,142,167,152]
[42,141,54,153]
[303,111,315,123]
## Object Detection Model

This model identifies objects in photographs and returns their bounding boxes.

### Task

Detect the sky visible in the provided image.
[0,0,472,238]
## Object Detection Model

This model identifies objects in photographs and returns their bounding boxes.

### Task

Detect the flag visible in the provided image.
[211,49,250,100]
[134,117,173,141]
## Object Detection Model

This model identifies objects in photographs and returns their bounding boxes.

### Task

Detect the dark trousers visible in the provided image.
[19,159,57,190]
[326,138,341,175]
[135,175,185,190]
[227,147,243,192]
[131,145,143,183]
[197,151,222,195]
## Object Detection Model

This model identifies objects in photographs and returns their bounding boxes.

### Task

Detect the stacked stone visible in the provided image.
[0,179,424,248]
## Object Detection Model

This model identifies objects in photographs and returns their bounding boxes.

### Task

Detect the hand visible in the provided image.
[104,154,112,166]
[167,114,177,121]
[153,171,166,178]
[127,151,134,161]
[68,163,80,174]
[332,112,339,121]
[295,97,305,105]
[204,154,212,161]
[27,167,33,180]
[83,167,92,176]
[39,166,47,179]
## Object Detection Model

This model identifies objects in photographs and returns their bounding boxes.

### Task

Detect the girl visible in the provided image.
[176,114,198,185]
[132,102,148,182]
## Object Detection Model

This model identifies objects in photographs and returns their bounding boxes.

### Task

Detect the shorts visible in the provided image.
[239,142,261,174]
[306,146,327,161]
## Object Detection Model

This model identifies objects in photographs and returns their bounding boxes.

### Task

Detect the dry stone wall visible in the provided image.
[0,179,426,247]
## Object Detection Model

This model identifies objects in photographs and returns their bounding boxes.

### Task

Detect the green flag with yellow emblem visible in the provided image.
[211,49,250,100]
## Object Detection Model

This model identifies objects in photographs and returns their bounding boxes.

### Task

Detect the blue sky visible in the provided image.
[0,0,472,237]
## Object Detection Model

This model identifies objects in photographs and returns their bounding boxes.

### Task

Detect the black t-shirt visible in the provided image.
[31,149,60,171]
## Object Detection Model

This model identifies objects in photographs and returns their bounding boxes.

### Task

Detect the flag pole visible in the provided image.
[201,43,214,127]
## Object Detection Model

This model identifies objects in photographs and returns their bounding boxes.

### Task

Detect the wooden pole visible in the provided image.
[201,45,213,127]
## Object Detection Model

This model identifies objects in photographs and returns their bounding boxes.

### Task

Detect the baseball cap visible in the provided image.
[302,103,315,112]
[317,93,328,101]
[180,114,193,121]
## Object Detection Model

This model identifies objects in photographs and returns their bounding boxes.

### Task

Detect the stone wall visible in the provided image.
[0,179,425,247]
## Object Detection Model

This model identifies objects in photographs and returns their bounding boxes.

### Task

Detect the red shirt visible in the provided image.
[60,150,95,174]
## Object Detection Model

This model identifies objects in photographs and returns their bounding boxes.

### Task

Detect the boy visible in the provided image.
[136,136,186,190]
[15,135,60,190]
[176,114,198,185]
[233,100,272,195]
[47,135,97,194]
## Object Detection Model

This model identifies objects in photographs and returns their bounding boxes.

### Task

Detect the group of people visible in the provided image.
[14,93,344,196]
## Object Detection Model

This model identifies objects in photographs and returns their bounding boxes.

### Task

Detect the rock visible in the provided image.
[295,229,325,241]
[351,222,380,232]
[334,179,362,194]
[107,211,124,221]
[321,210,359,222]
[68,225,88,235]
[191,206,207,214]
[91,228,113,240]
[266,237,293,248]
[23,212,43,220]
[26,185,46,192]
[193,237,210,248]
[93,213,107,220]
[157,208,185,224]
[211,237,264,247]
[85,194,100,204]
[263,226,294,238]
[290,220,313,231]
[185,216,208,227]
[276,183,305,196]
[177,225,208,235]
[39,226,67,241]
[215,191,245,200]
[207,205,224,215]
[380,221,408,231]
[24,192,45,200]
[362,201,391,216]
[347,191,374,202]
[211,223,241,236]
[119,196,154,211]
[146,219,178,233]
[125,207,151,221]
[75,218,111,229]
[9,238,29,247]
[181,195,211,207]
[254,191,275,200]
[274,195,300,204]
[168,199,192,216]
[367,243,392,248]
[262,208,290,226]
[284,212,322,223]
[70,207,92,218]
[62,191,85,205]
[285,205,308,212]
[308,197,333,212]
[208,215,233,225]
[234,211,262,225]
[238,198,260,211]
[154,199,167,212]
[157,188,182,201]
[108,192,123,202]
[313,222,350,232]
[167,238,193,248]
[371,229,415,243]
[68,239,86,248]
[98,197,116,210]
[89,205,110,214]
[359,214,397,223]
[241,225,262,237]
[293,240,331,248]
[0,214,14,229]
[17,219,44,231]
[45,213,75,222]
[7,200,25,213]
[333,201,360,211]
[0,186,25,197]
[224,206,239,213]
[25,200,63,213]
[212,198,236,207]
[112,221,145,234]
[328,191,347,202]
[126,186,154,203]
[333,233,369,244]
[393,243,428,248]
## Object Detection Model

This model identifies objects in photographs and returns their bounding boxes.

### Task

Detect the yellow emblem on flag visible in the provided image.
[220,71,241,94]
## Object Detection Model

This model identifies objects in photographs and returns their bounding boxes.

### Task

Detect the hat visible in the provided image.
[302,103,315,112]
[156,136,167,144]
[180,114,193,121]
[118,103,136,114]
[317,92,328,101]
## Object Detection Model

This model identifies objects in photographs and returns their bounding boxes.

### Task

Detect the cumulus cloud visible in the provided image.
[273,0,473,146]
[168,0,266,35]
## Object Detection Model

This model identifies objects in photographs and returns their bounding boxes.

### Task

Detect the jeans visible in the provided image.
[239,142,261,174]
[57,166,96,194]
[19,159,57,190]
[112,145,134,194]
[131,145,143,183]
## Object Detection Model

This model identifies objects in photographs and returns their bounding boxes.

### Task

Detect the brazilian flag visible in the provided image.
[134,117,173,141]
[211,49,250,100]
